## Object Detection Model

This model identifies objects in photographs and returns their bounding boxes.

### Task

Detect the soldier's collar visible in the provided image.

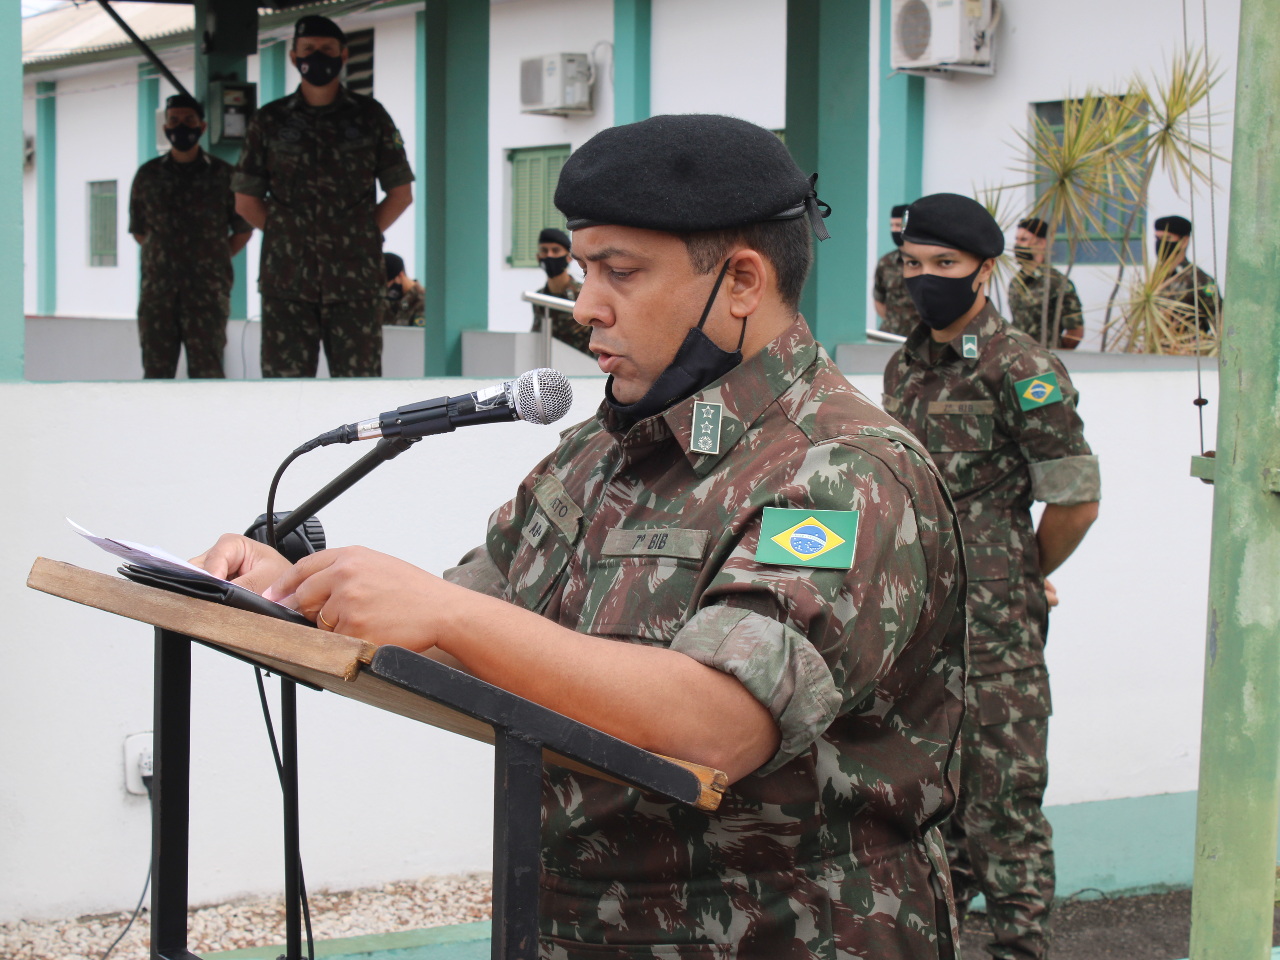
[905,300,1001,366]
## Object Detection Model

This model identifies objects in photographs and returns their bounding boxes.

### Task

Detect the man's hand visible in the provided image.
[235,193,269,231]
[191,534,293,594]
[262,545,449,649]
[1044,578,1060,607]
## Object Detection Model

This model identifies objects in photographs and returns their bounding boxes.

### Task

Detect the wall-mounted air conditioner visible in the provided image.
[890,0,1000,76]
[520,53,594,117]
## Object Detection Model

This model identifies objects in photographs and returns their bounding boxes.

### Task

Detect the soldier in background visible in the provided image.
[129,93,253,378]
[232,14,414,377]
[196,115,968,959]
[883,193,1101,960]
[529,227,589,354]
[382,253,425,327]
[1008,218,1084,349]
[872,203,920,336]
[1153,215,1222,335]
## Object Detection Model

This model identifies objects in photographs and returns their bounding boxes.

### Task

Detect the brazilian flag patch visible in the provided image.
[1014,371,1063,411]
[755,507,858,569]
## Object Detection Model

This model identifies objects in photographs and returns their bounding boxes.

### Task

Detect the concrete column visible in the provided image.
[419,1,489,376]
[137,64,160,165]
[785,0,871,347]
[0,5,22,378]
[36,79,57,319]
[259,39,287,105]
[613,0,651,126]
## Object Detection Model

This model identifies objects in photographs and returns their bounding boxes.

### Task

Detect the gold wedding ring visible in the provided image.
[318,609,335,630]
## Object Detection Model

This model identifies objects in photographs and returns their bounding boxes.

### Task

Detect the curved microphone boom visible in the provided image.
[302,368,574,451]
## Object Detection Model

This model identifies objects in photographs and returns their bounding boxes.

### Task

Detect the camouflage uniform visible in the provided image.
[232,85,414,377]
[531,275,589,354]
[1007,266,1084,344]
[1163,260,1222,335]
[128,150,252,378]
[383,281,425,326]
[873,250,920,337]
[882,302,1101,960]
[447,314,969,959]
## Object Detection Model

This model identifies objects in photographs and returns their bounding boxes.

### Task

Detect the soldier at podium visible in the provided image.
[196,115,968,960]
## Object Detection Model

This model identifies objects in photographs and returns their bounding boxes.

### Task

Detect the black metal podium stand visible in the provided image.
[28,560,726,960]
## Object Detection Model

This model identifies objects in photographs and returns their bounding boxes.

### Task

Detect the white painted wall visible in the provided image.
[1,365,1216,918]
[919,0,1238,349]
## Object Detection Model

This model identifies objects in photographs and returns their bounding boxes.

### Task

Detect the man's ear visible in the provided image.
[976,257,997,289]
[727,249,767,319]
[341,47,351,65]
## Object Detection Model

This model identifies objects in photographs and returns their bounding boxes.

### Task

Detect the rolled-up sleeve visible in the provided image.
[1029,453,1101,504]
[670,605,841,776]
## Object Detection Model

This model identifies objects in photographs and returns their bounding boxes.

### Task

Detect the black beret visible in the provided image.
[164,93,204,119]
[902,193,1005,259]
[295,15,345,44]
[383,252,404,282]
[1154,215,1192,237]
[538,227,571,250]
[1018,217,1049,239]
[555,114,830,239]
[891,204,911,218]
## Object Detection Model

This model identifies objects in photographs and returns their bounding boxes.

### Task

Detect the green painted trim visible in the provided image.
[421,0,489,376]
[415,10,426,316]
[786,0,871,347]
[612,0,651,125]
[259,39,288,104]
[137,64,159,165]
[36,80,56,317]
[876,0,923,249]
[0,5,23,379]
[205,921,491,960]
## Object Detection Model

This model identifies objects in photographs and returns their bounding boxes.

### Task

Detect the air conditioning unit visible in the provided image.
[520,53,594,117]
[890,0,999,76]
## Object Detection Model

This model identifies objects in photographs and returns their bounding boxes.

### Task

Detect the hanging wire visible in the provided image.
[1180,0,1211,455]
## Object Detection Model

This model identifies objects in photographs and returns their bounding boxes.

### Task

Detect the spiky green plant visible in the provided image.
[974,182,1019,315]
[1105,252,1218,355]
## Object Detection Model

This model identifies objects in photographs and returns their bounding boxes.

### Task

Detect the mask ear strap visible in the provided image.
[734,316,748,352]
[696,259,734,331]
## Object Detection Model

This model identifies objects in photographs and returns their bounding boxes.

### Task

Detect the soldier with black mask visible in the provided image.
[1152,215,1221,337]
[529,227,589,354]
[873,203,921,337]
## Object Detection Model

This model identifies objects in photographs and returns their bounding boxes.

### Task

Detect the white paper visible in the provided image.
[67,518,231,584]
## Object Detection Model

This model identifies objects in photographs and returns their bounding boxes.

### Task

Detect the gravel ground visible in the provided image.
[0,873,492,960]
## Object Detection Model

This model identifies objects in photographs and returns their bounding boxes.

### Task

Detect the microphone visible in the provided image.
[303,368,574,450]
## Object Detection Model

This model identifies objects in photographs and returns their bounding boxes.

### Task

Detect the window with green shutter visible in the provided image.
[88,180,117,267]
[508,144,571,268]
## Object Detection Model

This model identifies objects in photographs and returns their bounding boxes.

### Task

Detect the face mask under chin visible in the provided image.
[904,266,984,331]
[606,259,744,430]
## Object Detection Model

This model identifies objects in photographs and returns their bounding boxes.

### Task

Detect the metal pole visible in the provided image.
[151,630,193,960]
[281,679,302,960]
[1188,2,1280,957]
[95,1,192,100]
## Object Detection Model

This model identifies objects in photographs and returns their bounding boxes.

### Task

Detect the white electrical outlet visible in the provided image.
[124,732,153,796]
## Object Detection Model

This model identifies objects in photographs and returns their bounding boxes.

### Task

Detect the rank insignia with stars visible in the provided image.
[690,401,723,455]
[1014,371,1063,411]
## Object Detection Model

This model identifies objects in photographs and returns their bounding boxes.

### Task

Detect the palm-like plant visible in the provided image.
[975,182,1019,316]
[1105,250,1217,355]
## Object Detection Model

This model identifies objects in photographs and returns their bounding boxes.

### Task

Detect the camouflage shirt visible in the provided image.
[128,150,252,297]
[873,250,920,337]
[883,301,1100,678]
[1007,264,1084,343]
[383,281,425,326]
[1164,260,1222,334]
[231,86,414,303]
[447,315,967,958]
[531,276,590,354]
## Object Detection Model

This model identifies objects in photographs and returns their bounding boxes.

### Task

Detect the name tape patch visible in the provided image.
[532,475,582,539]
[928,400,995,416]
[602,528,710,560]
[755,507,858,569]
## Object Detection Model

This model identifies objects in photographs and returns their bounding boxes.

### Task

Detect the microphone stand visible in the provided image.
[244,434,417,960]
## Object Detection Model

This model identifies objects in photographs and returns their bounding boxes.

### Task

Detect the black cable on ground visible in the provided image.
[101,777,154,960]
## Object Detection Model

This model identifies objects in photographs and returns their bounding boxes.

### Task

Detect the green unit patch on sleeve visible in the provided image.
[1014,371,1063,411]
[755,507,858,569]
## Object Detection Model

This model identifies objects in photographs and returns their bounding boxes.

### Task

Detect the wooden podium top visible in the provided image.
[28,558,726,811]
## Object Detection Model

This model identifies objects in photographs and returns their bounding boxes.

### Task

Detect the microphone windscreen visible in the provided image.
[514,368,574,425]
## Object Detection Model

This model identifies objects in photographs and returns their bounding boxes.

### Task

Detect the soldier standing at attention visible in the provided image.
[129,93,253,378]
[873,203,921,337]
[1153,215,1222,336]
[883,193,1101,960]
[1008,218,1084,349]
[529,227,590,355]
[197,115,969,959]
[232,14,414,377]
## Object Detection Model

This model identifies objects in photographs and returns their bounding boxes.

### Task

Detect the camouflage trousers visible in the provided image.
[261,296,382,378]
[138,285,230,379]
[946,667,1054,960]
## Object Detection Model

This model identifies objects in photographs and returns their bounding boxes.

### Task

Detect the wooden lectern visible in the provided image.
[27,559,726,960]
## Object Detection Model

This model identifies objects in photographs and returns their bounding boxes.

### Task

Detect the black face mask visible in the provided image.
[904,265,984,331]
[539,255,569,279]
[891,231,904,248]
[386,282,403,301]
[606,259,744,431]
[1013,245,1036,262]
[1155,238,1182,262]
[297,51,344,87]
[165,125,202,152]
